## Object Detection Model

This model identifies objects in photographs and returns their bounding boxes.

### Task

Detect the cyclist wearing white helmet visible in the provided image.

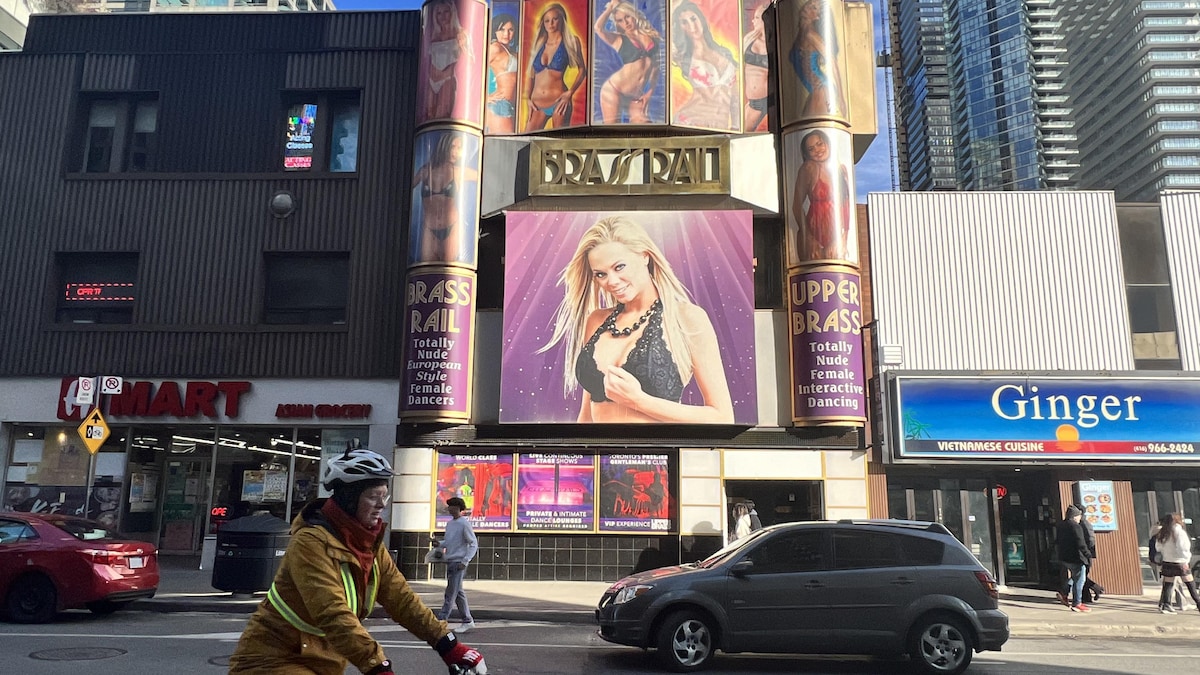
[229,443,486,675]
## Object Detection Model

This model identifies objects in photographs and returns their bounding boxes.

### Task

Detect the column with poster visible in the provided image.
[402,0,487,423]
[516,454,596,531]
[776,0,866,426]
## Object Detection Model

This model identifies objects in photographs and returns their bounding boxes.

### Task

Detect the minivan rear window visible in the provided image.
[900,535,945,565]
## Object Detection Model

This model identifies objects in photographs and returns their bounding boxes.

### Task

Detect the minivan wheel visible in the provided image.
[908,614,973,675]
[654,610,715,672]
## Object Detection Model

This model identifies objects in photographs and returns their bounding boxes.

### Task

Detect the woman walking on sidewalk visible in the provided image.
[1155,513,1200,614]
[228,446,486,675]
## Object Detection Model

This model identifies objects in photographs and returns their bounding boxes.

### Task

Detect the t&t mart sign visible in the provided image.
[530,137,730,196]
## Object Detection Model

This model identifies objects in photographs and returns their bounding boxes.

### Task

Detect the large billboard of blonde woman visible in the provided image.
[669,0,742,133]
[501,210,756,424]
[520,0,591,131]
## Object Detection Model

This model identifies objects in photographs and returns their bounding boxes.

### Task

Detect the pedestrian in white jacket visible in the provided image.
[1154,513,1200,614]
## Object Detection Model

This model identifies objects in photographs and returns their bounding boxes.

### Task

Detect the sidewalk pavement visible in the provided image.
[137,558,1200,639]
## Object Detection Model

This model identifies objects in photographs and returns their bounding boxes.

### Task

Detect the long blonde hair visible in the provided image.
[612,2,662,41]
[534,3,585,70]
[539,215,696,396]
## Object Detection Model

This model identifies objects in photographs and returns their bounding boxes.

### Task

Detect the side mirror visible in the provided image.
[731,559,754,577]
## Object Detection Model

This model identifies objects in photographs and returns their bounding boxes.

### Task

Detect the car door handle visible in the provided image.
[803,580,825,589]
[890,577,915,585]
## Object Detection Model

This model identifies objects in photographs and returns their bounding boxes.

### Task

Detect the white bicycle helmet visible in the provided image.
[322,445,393,488]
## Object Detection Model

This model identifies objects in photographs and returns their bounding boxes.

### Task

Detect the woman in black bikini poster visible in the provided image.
[500,211,757,424]
[408,128,480,266]
[591,0,666,125]
[742,0,770,132]
[521,0,589,131]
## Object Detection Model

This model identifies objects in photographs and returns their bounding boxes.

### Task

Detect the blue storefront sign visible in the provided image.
[893,376,1200,461]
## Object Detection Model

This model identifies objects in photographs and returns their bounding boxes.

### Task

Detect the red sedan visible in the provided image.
[0,512,158,623]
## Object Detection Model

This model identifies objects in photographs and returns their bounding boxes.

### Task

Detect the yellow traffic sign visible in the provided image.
[77,409,111,454]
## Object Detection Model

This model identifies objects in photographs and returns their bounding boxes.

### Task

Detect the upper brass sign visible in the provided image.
[529,137,730,196]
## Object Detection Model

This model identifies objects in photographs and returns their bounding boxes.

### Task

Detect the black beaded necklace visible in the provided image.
[604,299,661,337]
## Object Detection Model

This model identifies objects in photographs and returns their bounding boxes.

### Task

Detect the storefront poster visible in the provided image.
[416,0,487,129]
[782,127,859,267]
[590,0,667,126]
[407,128,481,267]
[598,454,671,532]
[435,453,514,531]
[128,472,157,512]
[484,0,521,134]
[501,210,756,424]
[1004,535,1026,569]
[516,454,595,531]
[669,0,742,132]
[400,268,477,422]
[742,0,771,132]
[519,0,590,131]
[775,0,849,128]
[1078,480,1117,531]
[895,376,1200,461]
[3,483,86,516]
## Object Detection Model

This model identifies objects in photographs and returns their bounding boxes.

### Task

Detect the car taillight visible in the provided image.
[974,570,999,599]
[80,549,124,566]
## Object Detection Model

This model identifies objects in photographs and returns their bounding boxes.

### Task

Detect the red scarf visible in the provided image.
[321,498,383,588]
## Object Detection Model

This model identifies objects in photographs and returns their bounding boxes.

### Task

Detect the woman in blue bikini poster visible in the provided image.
[782,0,847,123]
[500,211,757,425]
[592,0,666,125]
[521,0,589,131]
[408,128,480,266]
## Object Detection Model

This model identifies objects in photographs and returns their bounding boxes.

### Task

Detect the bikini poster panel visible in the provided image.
[741,0,771,132]
[668,0,742,132]
[893,376,1200,462]
[515,453,596,531]
[417,0,487,130]
[484,0,522,134]
[408,127,480,268]
[782,126,858,268]
[434,453,514,531]
[519,0,590,131]
[598,453,672,532]
[775,0,849,128]
[500,210,757,425]
[590,0,667,126]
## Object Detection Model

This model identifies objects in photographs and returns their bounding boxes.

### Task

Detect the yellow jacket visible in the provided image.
[228,501,449,674]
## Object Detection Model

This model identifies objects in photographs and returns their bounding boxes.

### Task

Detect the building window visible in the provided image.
[80,96,158,173]
[282,93,360,173]
[263,254,349,324]
[754,220,784,309]
[55,253,138,324]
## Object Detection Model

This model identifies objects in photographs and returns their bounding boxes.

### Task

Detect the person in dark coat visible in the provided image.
[1055,505,1092,612]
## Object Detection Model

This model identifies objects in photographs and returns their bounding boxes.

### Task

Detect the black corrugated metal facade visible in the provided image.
[0,11,420,377]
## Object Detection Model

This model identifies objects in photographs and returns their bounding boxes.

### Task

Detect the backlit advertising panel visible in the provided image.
[515,453,595,531]
[894,376,1200,461]
[598,454,671,532]
[501,210,756,424]
[434,453,514,531]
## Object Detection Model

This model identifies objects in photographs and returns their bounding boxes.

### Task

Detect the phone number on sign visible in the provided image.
[1136,443,1198,454]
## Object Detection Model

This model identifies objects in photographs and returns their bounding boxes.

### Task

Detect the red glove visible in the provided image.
[436,633,487,674]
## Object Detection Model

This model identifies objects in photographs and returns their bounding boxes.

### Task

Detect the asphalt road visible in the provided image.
[0,610,1198,674]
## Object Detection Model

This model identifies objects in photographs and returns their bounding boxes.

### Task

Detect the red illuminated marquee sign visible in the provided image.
[63,283,135,302]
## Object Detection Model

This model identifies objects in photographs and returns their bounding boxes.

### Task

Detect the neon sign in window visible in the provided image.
[284,103,317,171]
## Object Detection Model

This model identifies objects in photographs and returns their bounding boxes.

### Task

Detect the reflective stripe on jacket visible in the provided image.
[228,500,449,675]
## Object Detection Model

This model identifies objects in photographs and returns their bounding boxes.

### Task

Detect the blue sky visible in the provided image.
[336,0,896,200]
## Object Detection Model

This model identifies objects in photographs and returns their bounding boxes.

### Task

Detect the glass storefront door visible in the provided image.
[888,478,995,577]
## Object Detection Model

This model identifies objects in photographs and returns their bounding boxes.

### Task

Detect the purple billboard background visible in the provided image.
[516,454,596,531]
[400,268,476,420]
[501,210,756,423]
[789,268,865,424]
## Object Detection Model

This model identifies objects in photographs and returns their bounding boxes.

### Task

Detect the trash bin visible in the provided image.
[211,513,291,593]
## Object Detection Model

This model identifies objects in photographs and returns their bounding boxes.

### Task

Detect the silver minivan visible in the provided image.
[596,520,1008,674]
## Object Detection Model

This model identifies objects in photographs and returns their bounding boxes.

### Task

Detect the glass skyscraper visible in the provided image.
[890,0,1200,199]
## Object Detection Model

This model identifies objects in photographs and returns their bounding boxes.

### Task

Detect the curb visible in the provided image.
[1009,621,1197,639]
[130,598,599,626]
